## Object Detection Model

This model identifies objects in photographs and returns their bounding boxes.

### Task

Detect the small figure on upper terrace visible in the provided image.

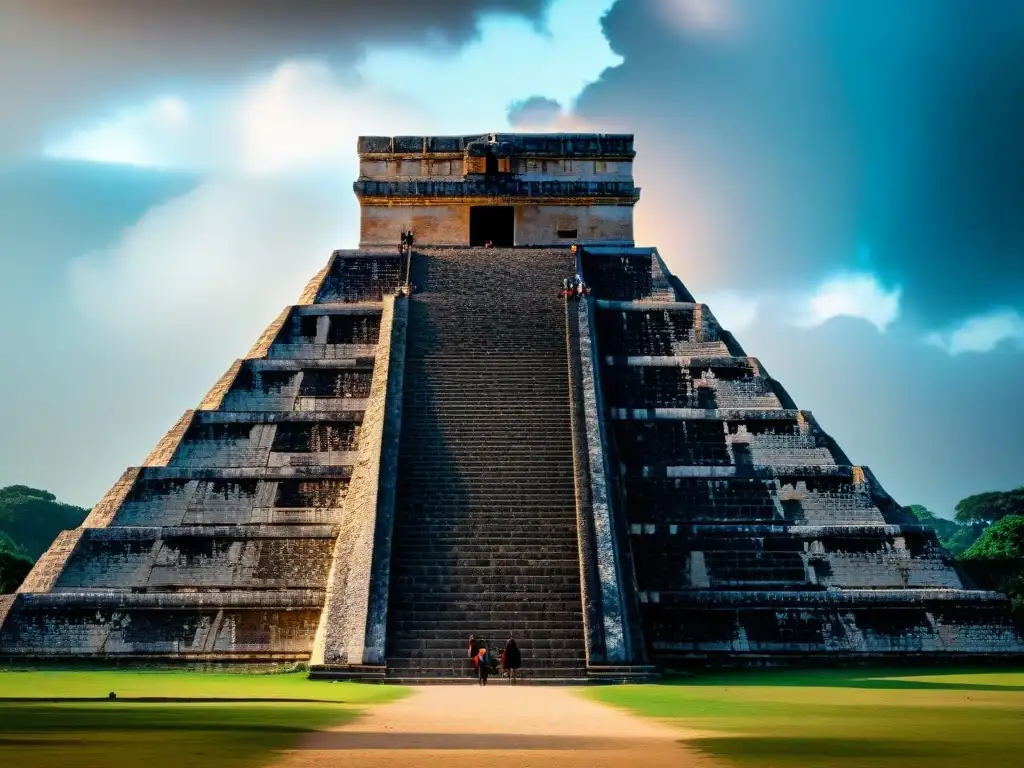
[484,239,494,249]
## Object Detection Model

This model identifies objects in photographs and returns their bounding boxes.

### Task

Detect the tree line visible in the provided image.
[0,485,88,592]
[907,487,1024,617]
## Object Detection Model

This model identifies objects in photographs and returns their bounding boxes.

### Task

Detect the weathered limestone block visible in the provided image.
[197,360,244,411]
[650,250,679,302]
[297,261,335,305]
[583,250,671,302]
[316,254,406,302]
[702,375,782,410]
[816,552,963,589]
[82,467,143,528]
[221,381,301,412]
[267,343,378,360]
[361,205,470,247]
[730,431,837,467]
[293,396,369,413]
[0,590,325,657]
[209,610,322,654]
[56,535,161,590]
[112,479,200,526]
[312,296,405,666]
[53,526,335,591]
[578,297,628,662]
[0,595,16,630]
[147,538,334,589]
[17,529,85,593]
[515,204,634,246]
[246,308,293,360]
[932,619,1024,653]
[144,411,196,467]
[777,477,886,525]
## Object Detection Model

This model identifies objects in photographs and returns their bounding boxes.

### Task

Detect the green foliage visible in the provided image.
[957,515,1024,618]
[0,485,88,560]
[954,487,1024,526]
[905,503,980,554]
[906,504,959,540]
[961,515,1024,560]
[941,524,985,555]
[0,532,33,593]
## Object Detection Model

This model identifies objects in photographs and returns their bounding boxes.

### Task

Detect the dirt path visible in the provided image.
[273,684,718,768]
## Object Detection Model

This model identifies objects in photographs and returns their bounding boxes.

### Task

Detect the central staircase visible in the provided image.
[385,247,588,681]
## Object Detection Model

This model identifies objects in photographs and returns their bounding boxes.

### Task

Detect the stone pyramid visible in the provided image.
[2,132,1020,675]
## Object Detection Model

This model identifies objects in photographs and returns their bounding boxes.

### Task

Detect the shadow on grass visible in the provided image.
[0,702,355,734]
[662,667,1024,691]
[690,736,977,761]
[0,702,360,768]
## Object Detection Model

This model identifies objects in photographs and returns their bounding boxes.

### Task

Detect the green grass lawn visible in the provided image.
[587,668,1024,768]
[0,669,406,768]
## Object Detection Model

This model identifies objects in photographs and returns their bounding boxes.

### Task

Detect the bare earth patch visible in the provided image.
[272,685,720,768]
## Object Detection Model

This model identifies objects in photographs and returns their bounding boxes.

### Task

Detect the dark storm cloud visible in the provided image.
[575,0,1024,325]
[0,0,549,153]
[507,96,563,127]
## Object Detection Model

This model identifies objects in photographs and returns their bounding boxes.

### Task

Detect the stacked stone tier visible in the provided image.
[0,250,405,660]
[580,247,1023,661]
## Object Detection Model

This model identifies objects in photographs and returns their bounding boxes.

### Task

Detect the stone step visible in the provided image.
[387,248,584,663]
[390,548,580,560]
[386,657,586,671]
[388,604,583,618]
[389,589,583,602]
[390,640,584,654]
[389,619,587,633]
[390,564,581,574]
[389,630,589,643]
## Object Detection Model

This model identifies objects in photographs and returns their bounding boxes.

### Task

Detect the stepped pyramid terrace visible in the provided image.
[2,132,1021,679]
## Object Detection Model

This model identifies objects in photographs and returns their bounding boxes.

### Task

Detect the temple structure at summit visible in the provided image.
[354,133,637,247]
[2,133,1021,678]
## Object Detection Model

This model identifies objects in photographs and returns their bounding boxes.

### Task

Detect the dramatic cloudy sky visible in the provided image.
[0,0,1021,517]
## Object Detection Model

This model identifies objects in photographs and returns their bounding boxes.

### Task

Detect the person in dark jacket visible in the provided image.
[476,646,491,686]
[502,636,522,684]
[468,634,481,677]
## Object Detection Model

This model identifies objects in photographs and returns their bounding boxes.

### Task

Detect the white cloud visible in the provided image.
[41,0,619,174]
[231,62,416,176]
[49,0,621,347]
[67,175,355,348]
[45,97,196,169]
[795,272,901,332]
[924,308,1024,355]
[701,290,760,332]
[44,63,422,176]
[698,272,901,335]
[655,0,739,35]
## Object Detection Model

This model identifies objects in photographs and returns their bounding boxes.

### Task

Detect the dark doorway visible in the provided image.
[470,206,514,246]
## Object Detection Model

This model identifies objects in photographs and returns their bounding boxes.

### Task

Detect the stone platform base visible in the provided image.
[308,664,661,685]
